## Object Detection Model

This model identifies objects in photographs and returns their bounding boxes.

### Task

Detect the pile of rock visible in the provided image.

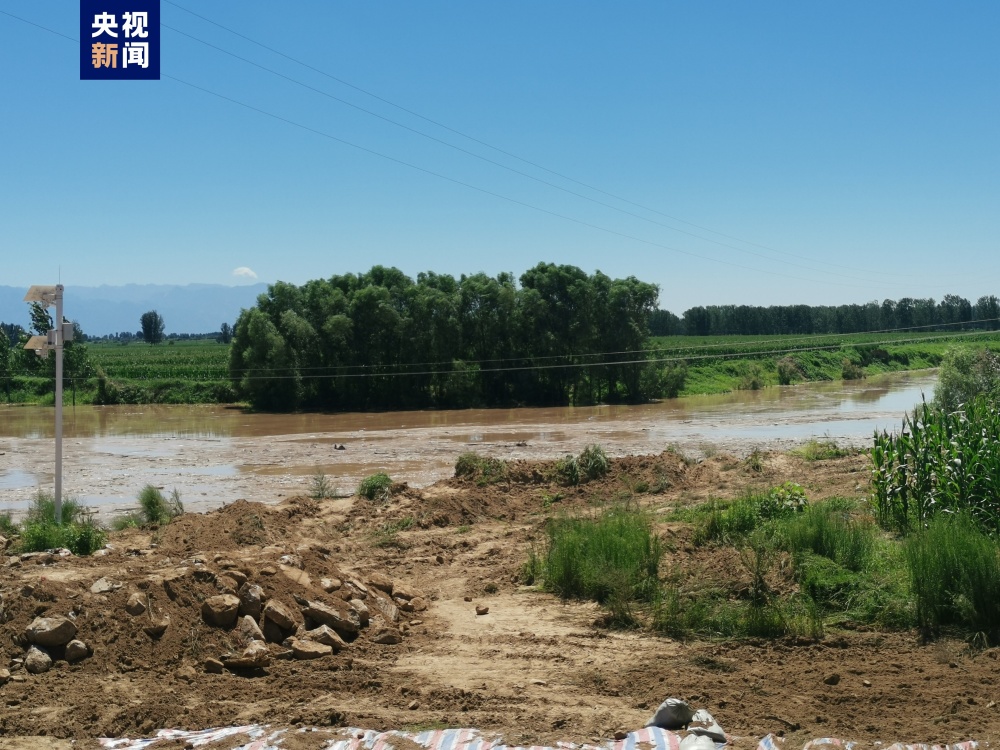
[135,561,429,674]
[17,615,92,675]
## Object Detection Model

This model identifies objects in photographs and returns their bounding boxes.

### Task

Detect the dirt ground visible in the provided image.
[1,448,997,750]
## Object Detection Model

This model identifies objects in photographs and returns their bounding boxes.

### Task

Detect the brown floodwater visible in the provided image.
[0,370,935,517]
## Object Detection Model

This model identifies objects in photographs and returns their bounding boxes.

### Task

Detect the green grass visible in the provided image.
[14,492,106,556]
[791,439,855,461]
[454,453,509,485]
[554,444,610,486]
[358,472,392,502]
[649,332,1000,396]
[536,506,662,625]
[137,485,184,525]
[904,513,1000,641]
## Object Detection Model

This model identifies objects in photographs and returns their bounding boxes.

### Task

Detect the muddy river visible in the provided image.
[0,370,935,518]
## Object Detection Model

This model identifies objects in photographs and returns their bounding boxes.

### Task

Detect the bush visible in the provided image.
[935,346,1000,412]
[454,453,481,477]
[137,485,184,525]
[776,356,801,385]
[780,503,876,573]
[15,493,106,556]
[841,358,864,381]
[309,470,336,499]
[358,472,392,502]
[738,362,766,391]
[454,453,509,485]
[577,444,609,482]
[696,486,807,544]
[555,445,609,485]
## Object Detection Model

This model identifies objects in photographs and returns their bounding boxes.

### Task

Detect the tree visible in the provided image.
[140,310,165,345]
[219,322,233,344]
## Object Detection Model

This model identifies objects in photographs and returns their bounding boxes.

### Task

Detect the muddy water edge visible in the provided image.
[0,370,936,519]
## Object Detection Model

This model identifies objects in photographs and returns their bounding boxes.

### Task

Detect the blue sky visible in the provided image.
[2,2,998,314]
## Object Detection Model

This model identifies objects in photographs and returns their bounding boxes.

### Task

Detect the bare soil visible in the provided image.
[1,449,998,750]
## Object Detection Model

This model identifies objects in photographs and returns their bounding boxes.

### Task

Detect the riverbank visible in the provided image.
[0,371,935,519]
[2,332,993,407]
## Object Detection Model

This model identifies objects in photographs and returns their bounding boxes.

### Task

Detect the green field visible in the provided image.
[4,330,1000,407]
[648,330,1000,396]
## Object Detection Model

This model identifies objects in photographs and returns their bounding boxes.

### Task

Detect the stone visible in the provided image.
[238,615,265,642]
[202,594,240,628]
[367,571,394,593]
[395,597,414,613]
[25,646,52,674]
[408,700,419,710]
[204,657,225,674]
[238,583,264,620]
[475,605,489,616]
[348,599,370,626]
[410,597,428,612]
[175,665,197,683]
[303,624,347,652]
[65,639,90,663]
[144,617,170,638]
[161,568,191,600]
[216,575,239,595]
[262,599,297,631]
[90,576,121,594]
[287,637,331,660]
[463,596,473,602]
[614,732,628,741]
[347,578,369,597]
[391,582,425,601]
[372,627,403,645]
[225,569,249,588]
[302,599,360,636]
[824,673,841,686]
[26,615,77,647]
[320,577,342,593]
[370,591,399,623]
[125,592,147,616]
[278,554,303,569]
[0,668,10,685]
[223,641,271,669]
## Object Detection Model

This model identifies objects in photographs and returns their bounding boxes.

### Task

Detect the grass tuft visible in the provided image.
[358,472,392,502]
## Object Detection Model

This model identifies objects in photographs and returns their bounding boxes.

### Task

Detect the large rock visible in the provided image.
[90,577,121,594]
[370,591,400,623]
[65,639,90,663]
[26,616,77,647]
[367,571,394,594]
[302,599,360,636]
[25,646,53,674]
[223,641,271,669]
[262,599,297,631]
[238,583,264,620]
[349,599,370,626]
[238,615,265,642]
[371,627,403,645]
[320,577,342,593]
[125,592,147,616]
[0,668,10,685]
[286,637,331,660]
[201,594,240,628]
[303,624,347,652]
[391,582,425,601]
[144,617,170,638]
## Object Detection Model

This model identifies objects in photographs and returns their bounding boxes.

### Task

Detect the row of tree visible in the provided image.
[229,264,660,411]
[651,294,1000,337]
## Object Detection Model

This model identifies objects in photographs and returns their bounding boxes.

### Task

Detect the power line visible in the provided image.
[162,0,914,280]
[160,22,897,285]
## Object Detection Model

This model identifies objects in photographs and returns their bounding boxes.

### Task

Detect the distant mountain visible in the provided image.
[0,283,270,336]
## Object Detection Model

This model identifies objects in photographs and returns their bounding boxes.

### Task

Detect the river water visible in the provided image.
[0,370,935,518]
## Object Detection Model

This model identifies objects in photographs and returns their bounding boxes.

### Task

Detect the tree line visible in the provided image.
[651,294,1000,337]
[229,263,660,411]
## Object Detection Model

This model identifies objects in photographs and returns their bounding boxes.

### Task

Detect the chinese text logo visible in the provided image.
[80,1,160,80]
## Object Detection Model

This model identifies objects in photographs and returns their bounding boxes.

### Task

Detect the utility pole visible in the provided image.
[23,285,73,524]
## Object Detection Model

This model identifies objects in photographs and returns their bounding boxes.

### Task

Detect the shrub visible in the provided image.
[358,472,392,502]
[695,486,807,544]
[776,356,801,385]
[0,512,18,536]
[577,444,609,482]
[935,346,1000,412]
[555,455,580,485]
[15,493,106,556]
[780,503,876,572]
[138,485,184,525]
[309,470,336,499]
[738,363,766,391]
[454,454,509,485]
[792,438,852,461]
[841,358,865,380]
[454,452,481,477]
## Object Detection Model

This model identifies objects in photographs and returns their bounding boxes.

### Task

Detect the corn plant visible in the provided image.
[871,396,1000,534]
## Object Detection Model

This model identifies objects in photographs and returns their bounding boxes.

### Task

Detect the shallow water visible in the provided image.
[0,370,935,516]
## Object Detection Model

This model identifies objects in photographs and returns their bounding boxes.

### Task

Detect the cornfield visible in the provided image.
[871,396,1000,534]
